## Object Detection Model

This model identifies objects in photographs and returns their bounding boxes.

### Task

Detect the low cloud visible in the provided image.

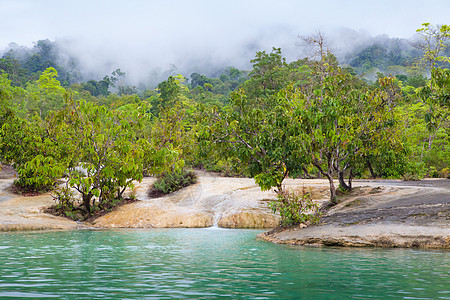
[1,0,447,87]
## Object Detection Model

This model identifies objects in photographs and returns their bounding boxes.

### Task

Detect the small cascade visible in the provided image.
[211,194,232,227]
[94,174,280,228]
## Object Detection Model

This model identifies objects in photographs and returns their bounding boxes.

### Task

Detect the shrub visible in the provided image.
[439,167,450,179]
[14,155,66,193]
[148,170,197,197]
[50,185,79,220]
[269,187,320,228]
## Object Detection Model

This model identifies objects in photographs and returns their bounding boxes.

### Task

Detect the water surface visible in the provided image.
[0,229,448,299]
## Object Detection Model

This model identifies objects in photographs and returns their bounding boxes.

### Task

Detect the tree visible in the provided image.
[206,50,404,204]
[0,74,66,191]
[296,58,403,201]
[414,23,450,73]
[246,47,288,96]
[24,67,66,118]
[49,98,148,214]
[148,74,196,175]
[226,67,242,80]
[0,57,28,87]
[205,86,306,192]
[413,23,450,168]
[299,31,331,62]
[190,73,208,88]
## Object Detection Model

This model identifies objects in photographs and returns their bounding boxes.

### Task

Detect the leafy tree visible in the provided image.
[414,68,450,174]
[152,75,183,114]
[408,23,450,176]
[190,73,208,88]
[81,76,112,97]
[22,67,66,118]
[1,116,67,191]
[205,86,306,192]
[246,47,288,96]
[0,74,67,191]
[206,50,405,204]
[226,67,242,80]
[414,23,450,72]
[0,57,28,87]
[48,98,148,214]
[296,59,403,200]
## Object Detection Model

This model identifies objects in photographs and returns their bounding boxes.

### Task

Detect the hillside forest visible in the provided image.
[0,23,448,224]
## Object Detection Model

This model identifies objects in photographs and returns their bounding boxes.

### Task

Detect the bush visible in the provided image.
[14,155,66,193]
[148,170,197,197]
[48,184,138,221]
[49,185,79,220]
[269,187,321,228]
[439,167,450,179]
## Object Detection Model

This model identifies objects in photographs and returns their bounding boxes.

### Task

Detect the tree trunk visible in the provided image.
[348,169,353,190]
[338,171,351,192]
[302,166,313,179]
[326,173,337,204]
[82,192,93,214]
[367,160,376,179]
[313,159,337,204]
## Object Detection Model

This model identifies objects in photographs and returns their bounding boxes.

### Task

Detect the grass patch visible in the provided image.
[148,170,198,198]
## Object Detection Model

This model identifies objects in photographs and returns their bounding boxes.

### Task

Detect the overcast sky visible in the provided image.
[1,0,449,82]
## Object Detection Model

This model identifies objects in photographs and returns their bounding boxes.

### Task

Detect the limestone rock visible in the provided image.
[217,209,280,228]
[93,201,213,228]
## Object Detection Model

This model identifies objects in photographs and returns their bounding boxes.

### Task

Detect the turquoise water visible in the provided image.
[0,229,448,299]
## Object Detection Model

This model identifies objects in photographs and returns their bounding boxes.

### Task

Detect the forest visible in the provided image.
[0,23,448,224]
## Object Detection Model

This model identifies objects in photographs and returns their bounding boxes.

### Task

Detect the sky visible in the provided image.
[1,0,449,83]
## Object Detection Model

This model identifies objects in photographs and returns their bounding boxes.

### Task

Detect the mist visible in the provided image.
[1,0,449,87]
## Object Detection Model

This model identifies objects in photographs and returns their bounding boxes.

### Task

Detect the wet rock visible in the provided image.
[217,209,279,228]
[258,224,450,249]
[95,173,281,229]
[93,202,213,228]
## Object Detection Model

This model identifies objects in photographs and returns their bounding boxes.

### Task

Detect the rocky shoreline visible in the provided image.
[258,179,450,249]
[0,168,448,249]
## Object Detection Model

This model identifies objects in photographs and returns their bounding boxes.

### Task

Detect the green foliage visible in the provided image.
[415,23,450,71]
[246,47,288,96]
[205,49,408,204]
[51,185,77,219]
[0,81,67,192]
[81,77,112,97]
[148,170,197,197]
[347,40,422,81]
[145,90,195,176]
[14,154,65,192]
[408,24,450,177]
[269,188,320,227]
[0,57,28,87]
[49,98,148,214]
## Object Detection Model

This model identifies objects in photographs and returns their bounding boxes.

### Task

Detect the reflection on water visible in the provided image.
[0,229,448,299]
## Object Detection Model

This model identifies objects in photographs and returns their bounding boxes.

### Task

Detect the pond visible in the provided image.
[0,228,448,299]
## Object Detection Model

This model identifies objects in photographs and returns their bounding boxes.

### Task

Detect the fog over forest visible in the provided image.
[1,0,449,87]
[0,27,421,88]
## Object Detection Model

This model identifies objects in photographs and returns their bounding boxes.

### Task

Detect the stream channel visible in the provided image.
[0,228,448,299]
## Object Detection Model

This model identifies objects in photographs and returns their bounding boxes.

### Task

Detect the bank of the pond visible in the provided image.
[0,171,282,230]
[0,178,83,231]
[0,168,448,249]
[259,179,450,249]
